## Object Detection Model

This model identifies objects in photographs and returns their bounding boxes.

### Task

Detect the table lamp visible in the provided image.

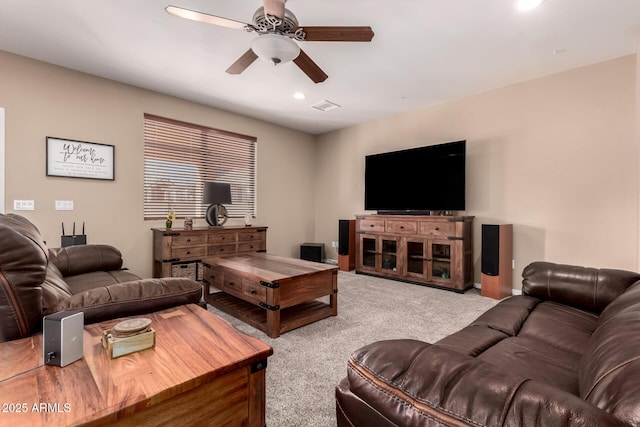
[203,182,232,227]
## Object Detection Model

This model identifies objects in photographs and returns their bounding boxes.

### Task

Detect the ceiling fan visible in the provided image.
[165,0,374,83]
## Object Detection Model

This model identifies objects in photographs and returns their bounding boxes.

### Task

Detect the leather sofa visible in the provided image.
[0,213,202,342]
[336,262,640,426]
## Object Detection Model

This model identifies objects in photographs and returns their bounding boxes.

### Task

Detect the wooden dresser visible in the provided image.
[152,226,267,278]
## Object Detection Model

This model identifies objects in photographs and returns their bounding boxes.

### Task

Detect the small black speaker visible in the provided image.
[300,243,324,263]
[481,224,500,276]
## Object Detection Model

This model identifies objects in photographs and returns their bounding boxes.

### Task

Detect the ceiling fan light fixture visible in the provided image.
[250,34,300,66]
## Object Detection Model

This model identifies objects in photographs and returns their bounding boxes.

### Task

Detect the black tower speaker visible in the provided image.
[481,224,500,276]
[338,220,351,255]
[338,219,356,271]
[481,224,513,300]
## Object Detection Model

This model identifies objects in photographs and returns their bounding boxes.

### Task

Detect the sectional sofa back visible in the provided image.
[0,214,47,342]
[522,262,640,314]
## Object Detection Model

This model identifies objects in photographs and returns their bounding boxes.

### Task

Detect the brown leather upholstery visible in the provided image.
[336,262,640,426]
[0,214,202,342]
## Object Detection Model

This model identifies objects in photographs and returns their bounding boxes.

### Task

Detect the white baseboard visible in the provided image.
[474,282,522,296]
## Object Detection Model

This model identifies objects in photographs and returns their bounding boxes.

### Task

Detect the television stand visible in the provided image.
[355,214,474,292]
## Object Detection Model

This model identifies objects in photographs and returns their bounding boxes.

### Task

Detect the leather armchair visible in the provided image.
[0,213,202,342]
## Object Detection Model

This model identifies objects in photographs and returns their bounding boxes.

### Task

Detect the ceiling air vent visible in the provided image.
[311,100,341,112]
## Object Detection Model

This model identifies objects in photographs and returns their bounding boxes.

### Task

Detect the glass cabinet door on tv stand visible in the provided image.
[358,234,400,276]
[405,239,452,284]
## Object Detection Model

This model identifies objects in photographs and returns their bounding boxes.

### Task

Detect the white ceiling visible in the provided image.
[1,0,639,135]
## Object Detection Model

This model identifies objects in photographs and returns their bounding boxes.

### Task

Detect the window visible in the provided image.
[143,114,256,220]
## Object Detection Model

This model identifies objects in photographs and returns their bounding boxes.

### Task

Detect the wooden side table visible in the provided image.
[0,304,272,426]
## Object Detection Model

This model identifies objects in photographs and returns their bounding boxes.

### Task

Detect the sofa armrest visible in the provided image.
[339,339,624,427]
[60,277,202,324]
[522,262,640,314]
[49,245,124,277]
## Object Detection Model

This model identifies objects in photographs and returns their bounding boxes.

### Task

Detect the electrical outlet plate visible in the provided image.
[14,200,35,211]
[55,200,74,211]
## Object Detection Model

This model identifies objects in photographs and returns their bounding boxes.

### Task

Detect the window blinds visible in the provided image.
[143,114,256,220]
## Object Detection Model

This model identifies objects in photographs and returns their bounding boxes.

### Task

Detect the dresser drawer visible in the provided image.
[243,279,266,302]
[419,222,453,237]
[208,244,237,256]
[173,234,206,247]
[208,233,236,244]
[238,232,263,242]
[386,220,417,234]
[358,219,385,232]
[171,246,206,259]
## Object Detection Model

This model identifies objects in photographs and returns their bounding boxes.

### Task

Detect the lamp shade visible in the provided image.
[203,182,232,204]
[251,34,300,65]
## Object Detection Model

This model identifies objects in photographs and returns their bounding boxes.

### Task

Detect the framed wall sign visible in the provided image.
[46,137,115,180]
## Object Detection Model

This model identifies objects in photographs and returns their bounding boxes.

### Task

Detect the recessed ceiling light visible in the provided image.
[293,92,306,100]
[516,0,545,11]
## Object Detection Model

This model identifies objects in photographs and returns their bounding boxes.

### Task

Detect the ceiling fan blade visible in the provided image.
[300,26,375,42]
[263,0,286,19]
[293,50,328,84]
[226,49,259,74]
[165,5,249,31]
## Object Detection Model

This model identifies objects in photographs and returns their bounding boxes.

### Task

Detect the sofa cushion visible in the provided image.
[435,296,538,357]
[522,262,640,314]
[439,297,597,395]
[49,245,123,277]
[517,301,598,356]
[0,214,47,342]
[63,278,203,324]
[64,270,141,294]
[345,339,620,427]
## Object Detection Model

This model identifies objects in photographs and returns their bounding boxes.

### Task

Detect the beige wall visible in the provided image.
[0,50,316,277]
[315,55,639,290]
[2,49,638,290]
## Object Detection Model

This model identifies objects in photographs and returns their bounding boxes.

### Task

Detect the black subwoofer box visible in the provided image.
[300,243,324,263]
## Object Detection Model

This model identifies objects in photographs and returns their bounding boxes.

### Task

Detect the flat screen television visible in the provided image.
[364,140,466,213]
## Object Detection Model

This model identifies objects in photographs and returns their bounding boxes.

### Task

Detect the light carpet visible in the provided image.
[207,271,499,427]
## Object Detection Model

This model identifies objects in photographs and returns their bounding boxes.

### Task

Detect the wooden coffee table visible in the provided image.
[0,304,272,426]
[203,253,338,338]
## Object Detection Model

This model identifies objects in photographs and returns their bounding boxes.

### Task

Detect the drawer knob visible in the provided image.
[229,281,235,286]
[186,251,191,255]
[400,226,404,229]
[187,238,191,242]
[435,227,439,231]
[220,248,225,252]
[250,289,257,295]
